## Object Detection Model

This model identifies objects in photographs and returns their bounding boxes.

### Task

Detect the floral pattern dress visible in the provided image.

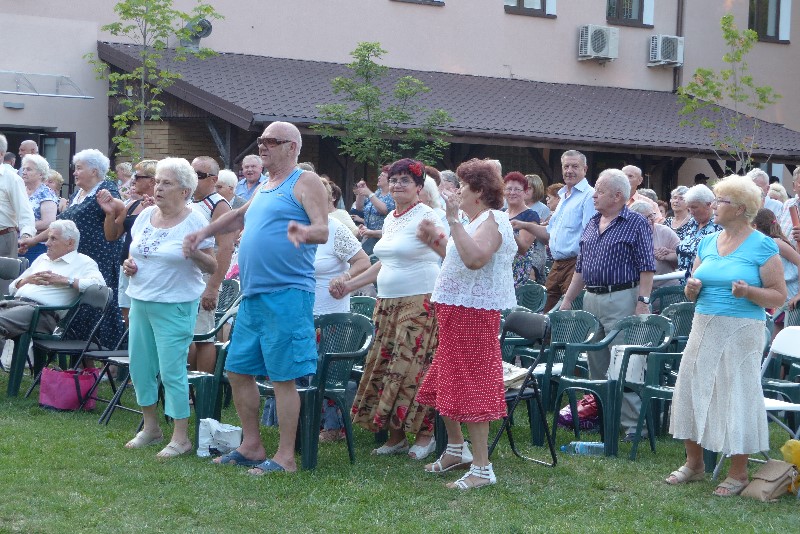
[24,183,58,263]
[675,218,722,278]
[507,208,542,287]
[58,180,125,347]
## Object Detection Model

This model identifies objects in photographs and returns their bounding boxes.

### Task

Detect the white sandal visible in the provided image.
[424,442,473,473]
[448,463,497,490]
[371,438,409,455]
[408,436,436,460]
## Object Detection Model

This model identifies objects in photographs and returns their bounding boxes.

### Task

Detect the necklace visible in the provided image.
[468,207,490,223]
[393,201,419,218]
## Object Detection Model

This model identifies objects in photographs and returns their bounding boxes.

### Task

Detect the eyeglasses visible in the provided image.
[133,173,154,180]
[195,171,216,180]
[388,177,414,186]
[646,213,658,221]
[257,137,293,148]
[504,187,524,194]
[711,198,733,205]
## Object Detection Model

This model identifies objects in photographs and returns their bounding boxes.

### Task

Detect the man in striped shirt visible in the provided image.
[560,168,655,439]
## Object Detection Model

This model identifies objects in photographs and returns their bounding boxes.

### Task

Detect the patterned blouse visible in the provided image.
[664,215,693,241]
[675,217,722,277]
[28,183,58,221]
[363,188,395,231]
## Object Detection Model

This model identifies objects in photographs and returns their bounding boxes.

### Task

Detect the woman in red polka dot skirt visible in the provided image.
[416,159,517,490]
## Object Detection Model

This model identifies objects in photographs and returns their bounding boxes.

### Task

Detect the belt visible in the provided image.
[552,257,577,263]
[0,227,16,236]
[585,281,639,294]
[16,297,40,304]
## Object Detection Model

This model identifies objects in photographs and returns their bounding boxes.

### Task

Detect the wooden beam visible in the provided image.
[706,159,724,178]
[527,147,553,182]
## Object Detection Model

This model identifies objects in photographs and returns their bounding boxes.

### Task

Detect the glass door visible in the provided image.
[41,132,75,198]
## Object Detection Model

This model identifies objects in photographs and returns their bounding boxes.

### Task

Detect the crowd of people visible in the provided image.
[1,128,800,495]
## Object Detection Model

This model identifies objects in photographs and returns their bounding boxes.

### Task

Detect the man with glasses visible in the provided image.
[184,121,329,474]
[235,154,267,201]
[188,156,234,375]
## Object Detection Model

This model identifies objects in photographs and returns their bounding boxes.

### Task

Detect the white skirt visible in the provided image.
[669,313,769,455]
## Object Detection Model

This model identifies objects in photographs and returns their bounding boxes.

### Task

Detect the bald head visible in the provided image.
[19,140,38,157]
[622,165,643,197]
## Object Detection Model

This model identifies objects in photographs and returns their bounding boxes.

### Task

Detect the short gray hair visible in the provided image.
[0,134,7,153]
[598,168,631,199]
[22,154,50,179]
[50,220,80,248]
[298,162,315,172]
[116,162,133,177]
[746,168,769,185]
[156,157,197,200]
[73,149,110,178]
[561,150,587,166]
[421,176,441,209]
[217,169,237,188]
[629,200,655,217]
[440,169,459,188]
[684,184,715,204]
[242,154,262,168]
[671,185,689,197]
[638,188,658,202]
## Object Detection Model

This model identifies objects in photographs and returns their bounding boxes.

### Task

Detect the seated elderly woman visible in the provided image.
[122,157,217,459]
[666,175,786,497]
[675,184,722,279]
[628,200,680,290]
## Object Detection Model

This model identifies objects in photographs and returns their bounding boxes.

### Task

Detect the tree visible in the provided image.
[677,14,780,173]
[312,42,452,170]
[86,0,222,161]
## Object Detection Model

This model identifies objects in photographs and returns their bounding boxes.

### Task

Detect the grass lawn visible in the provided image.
[0,371,797,534]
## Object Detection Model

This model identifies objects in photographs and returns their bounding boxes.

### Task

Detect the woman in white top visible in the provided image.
[121,158,217,459]
[334,158,441,461]
[416,158,517,490]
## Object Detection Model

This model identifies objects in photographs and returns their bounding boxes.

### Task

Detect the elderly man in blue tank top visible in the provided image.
[184,121,329,474]
[559,168,656,440]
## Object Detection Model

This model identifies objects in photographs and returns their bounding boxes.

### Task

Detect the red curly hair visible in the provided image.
[456,158,504,209]
[503,171,529,191]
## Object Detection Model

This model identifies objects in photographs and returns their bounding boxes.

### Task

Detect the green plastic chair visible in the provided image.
[349,295,376,321]
[259,312,373,470]
[649,285,687,314]
[628,352,683,460]
[660,301,695,352]
[552,314,673,457]
[515,283,547,313]
[215,278,240,322]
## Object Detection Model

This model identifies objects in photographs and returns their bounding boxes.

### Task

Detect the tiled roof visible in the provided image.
[98,42,800,163]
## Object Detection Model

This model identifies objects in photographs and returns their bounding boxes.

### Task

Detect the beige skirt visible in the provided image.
[669,313,768,455]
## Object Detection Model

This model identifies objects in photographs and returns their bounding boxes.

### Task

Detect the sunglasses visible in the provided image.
[195,171,216,180]
[132,173,154,180]
[257,137,293,148]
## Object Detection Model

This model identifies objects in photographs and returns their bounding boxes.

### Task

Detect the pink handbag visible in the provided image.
[39,367,98,411]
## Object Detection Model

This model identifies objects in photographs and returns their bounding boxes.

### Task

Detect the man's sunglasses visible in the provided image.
[195,171,216,179]
[257,137,293,148]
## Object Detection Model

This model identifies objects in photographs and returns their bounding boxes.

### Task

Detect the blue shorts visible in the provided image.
[225,289,317,381]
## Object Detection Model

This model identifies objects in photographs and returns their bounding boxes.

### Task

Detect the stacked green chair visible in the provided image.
[649,285,688,314]
[349,295,377,321]
[515,283,547,313]
[660,301,695,352]
[552,314,673,457]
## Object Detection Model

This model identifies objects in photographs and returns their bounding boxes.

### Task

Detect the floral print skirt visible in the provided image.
[351,294,438,436]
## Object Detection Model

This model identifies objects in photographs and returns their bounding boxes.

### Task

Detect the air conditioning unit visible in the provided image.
[578,25,619,61]
[648,35,684,67]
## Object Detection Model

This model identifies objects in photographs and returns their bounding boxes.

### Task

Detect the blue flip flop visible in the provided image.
[248,459,287,476]
[213,450,264,467]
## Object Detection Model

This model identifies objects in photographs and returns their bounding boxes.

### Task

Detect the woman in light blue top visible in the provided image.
[667,175,786,497]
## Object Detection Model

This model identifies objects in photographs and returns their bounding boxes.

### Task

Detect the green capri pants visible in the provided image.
[128,298,199,420]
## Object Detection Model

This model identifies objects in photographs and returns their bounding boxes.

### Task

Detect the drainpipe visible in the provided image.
[673,0,685,93]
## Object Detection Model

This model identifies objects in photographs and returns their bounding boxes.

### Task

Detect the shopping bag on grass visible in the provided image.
[39,367,98,411]
[197,418,242,458]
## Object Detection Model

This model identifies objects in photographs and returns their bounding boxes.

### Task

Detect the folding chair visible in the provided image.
[488,311,558,467]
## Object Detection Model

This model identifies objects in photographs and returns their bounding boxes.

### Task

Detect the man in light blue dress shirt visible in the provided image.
[235,154,268,201]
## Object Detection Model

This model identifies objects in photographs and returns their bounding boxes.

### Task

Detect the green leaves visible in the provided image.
[313,41,451,168]
[86,0,222,161]
[677,14,781,173]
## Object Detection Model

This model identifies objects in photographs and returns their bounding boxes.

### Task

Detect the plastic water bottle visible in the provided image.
[560,441,605,456]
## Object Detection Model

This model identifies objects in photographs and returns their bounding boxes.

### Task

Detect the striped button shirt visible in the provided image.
[575,207,656,286]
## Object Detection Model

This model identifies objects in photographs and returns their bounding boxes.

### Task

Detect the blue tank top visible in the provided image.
[238,168,316,296]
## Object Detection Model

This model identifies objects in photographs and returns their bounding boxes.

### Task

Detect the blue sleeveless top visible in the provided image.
[238,168,316,296]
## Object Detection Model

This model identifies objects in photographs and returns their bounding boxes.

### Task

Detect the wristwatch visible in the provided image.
[67,276,75,287]
[637,295,651,304]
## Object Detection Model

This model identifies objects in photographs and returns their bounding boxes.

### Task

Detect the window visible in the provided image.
[749,0,792,42]
[606,0,654,27]
[504,0,557,18]
[390,0,444,6]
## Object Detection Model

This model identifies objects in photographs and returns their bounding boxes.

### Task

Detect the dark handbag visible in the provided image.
[740,459,798,502]
[39,367,98,411]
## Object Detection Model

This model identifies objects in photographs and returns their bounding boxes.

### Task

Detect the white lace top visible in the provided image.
[314,216,362,315]
[432,210,517,311]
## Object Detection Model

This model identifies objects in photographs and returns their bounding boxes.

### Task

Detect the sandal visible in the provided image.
[372,438,409,456]
[665,465,705,485]
[408,437,436,460]
[713,477,749,497]
[447,463,497,490]
[319,429,345,443]
[156,441,192,459]
[124,430,164,449]
[425,442,473,473]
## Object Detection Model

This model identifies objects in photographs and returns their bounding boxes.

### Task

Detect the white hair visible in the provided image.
[421,176,441,209]
[50,220,80,248]
[746,168,770,186]
[156,157,197,200]
[73,149,110,178]
[22,154,50,179]
[217,169,238,188]
[242,154,262,168]
[629,200,654,217]
[0,134,7,153]
[597,168,631,199]
[684,184,715,204]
